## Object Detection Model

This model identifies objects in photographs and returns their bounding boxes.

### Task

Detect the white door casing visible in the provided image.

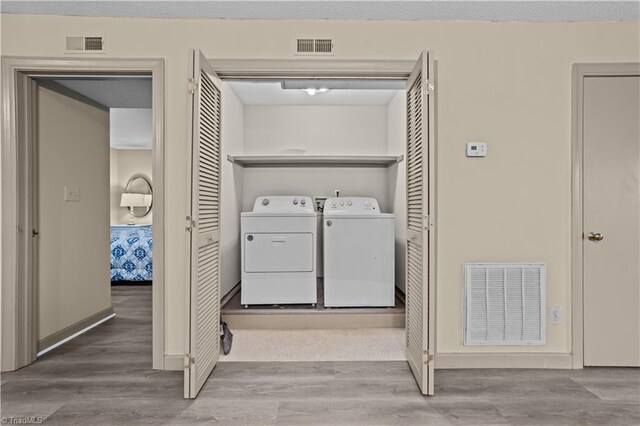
[405,51,436,395]
[185,49,223,398]
[1,58,165,373]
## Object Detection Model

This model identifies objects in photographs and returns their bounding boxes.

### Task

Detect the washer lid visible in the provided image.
[241,211,318,218]
[324,213,394,219]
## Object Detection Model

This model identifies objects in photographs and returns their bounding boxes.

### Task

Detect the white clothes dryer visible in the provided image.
[241,196,317,306]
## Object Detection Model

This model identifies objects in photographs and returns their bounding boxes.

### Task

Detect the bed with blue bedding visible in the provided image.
[110,225,153,282]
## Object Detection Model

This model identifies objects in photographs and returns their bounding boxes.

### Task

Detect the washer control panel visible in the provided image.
[325,197,380,213]
[253,196,314,213]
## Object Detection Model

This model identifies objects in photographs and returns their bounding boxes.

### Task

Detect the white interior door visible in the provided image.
[185,49,223,398]
[583,74,640,367]
[405,51,436,395]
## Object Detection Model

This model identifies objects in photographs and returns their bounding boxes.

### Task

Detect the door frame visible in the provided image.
[1,57,166,371]
[203,57,437,391]
[570,62,640,369]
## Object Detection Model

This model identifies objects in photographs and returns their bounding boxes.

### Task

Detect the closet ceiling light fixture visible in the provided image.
[302,88,329,96]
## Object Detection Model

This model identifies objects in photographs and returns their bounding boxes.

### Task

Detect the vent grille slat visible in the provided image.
[66,36,105,52]
[296,38,334,55]
[84,37,104,51]
[465,263,546,345]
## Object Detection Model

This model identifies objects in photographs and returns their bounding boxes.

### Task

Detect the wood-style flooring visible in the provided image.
[1,285,639,425]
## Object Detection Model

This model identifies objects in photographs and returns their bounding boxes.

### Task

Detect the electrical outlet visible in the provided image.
[549,306,562,325]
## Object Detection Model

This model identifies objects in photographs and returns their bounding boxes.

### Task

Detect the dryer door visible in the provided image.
[244,233,314,272]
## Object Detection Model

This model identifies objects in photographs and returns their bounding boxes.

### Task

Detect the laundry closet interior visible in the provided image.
[217,72,410,330]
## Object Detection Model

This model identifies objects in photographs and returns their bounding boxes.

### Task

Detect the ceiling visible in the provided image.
[228,81,400,106]
[54,78,152,109]
[110,108,152,150]
[47,78,152,149]
[1,1,638,22]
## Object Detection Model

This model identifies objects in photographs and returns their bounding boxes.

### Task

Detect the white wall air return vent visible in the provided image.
[296,38,334,55]
[464,263,546,345]
[65,36,105,53]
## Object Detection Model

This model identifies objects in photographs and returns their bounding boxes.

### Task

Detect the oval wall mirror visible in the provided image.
[123,173,153,218]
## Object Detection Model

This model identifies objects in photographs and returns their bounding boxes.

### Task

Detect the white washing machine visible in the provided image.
[241,196,317,306]
[323,197,395,307]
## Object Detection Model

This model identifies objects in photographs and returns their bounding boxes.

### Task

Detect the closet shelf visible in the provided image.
[227,155,404,168]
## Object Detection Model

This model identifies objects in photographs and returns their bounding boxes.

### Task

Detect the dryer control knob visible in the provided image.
[300,199,306,205]
[262,198,270,206]
[293,199,298,205]
[339,201,345,206]
[347,200,352,206]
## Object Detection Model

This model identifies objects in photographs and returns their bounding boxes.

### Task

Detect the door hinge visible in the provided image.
[424,80,435,95]
[189,79,199,94]
[186,216,197,232]
[424,215,434,230]
[185,355,195,368]
[424,351,434,365]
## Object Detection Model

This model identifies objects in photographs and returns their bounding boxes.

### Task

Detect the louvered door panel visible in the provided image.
[405,51,436,396]
[406,239,423,376]
[185,49,222,399]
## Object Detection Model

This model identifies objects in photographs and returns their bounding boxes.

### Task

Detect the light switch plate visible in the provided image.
[549,306,562,325]
[64,186,80,202]
[466,142,487,157]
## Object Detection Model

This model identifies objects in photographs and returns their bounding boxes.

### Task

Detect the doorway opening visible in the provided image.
[34,76,154,360]
[1,58,165,373]
[219,78,407,345]
[183,52,436,397]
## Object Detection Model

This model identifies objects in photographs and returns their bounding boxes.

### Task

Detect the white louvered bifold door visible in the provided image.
[185,49,222,399]
[405,51,436,396]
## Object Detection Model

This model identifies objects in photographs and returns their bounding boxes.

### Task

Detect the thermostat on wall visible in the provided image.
[466,142,487,157]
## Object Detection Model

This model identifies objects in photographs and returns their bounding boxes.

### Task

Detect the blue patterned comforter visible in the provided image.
[110,225,153,281]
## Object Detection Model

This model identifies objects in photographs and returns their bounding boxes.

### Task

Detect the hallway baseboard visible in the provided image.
[435,352,573,369]
[37,306,114,353]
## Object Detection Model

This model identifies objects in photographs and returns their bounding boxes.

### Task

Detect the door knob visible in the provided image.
[587,232,604,242]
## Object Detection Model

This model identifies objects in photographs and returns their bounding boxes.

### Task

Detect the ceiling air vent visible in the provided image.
[65,36,105,53]
[295,38,334,55]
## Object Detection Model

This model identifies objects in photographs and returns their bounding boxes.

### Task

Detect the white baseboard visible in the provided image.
[164,354,184,371]
[167,351,572,370]
[38,306,115,352]
[435,352,573,369]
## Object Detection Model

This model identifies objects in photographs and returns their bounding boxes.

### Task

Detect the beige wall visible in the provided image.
[387,91,407,292]
[109,148,120,225]
[2,14,639,361]
[38,85,111,340]
[110,148,153,225]
[242,106,390,211]
[244,106,388,155]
